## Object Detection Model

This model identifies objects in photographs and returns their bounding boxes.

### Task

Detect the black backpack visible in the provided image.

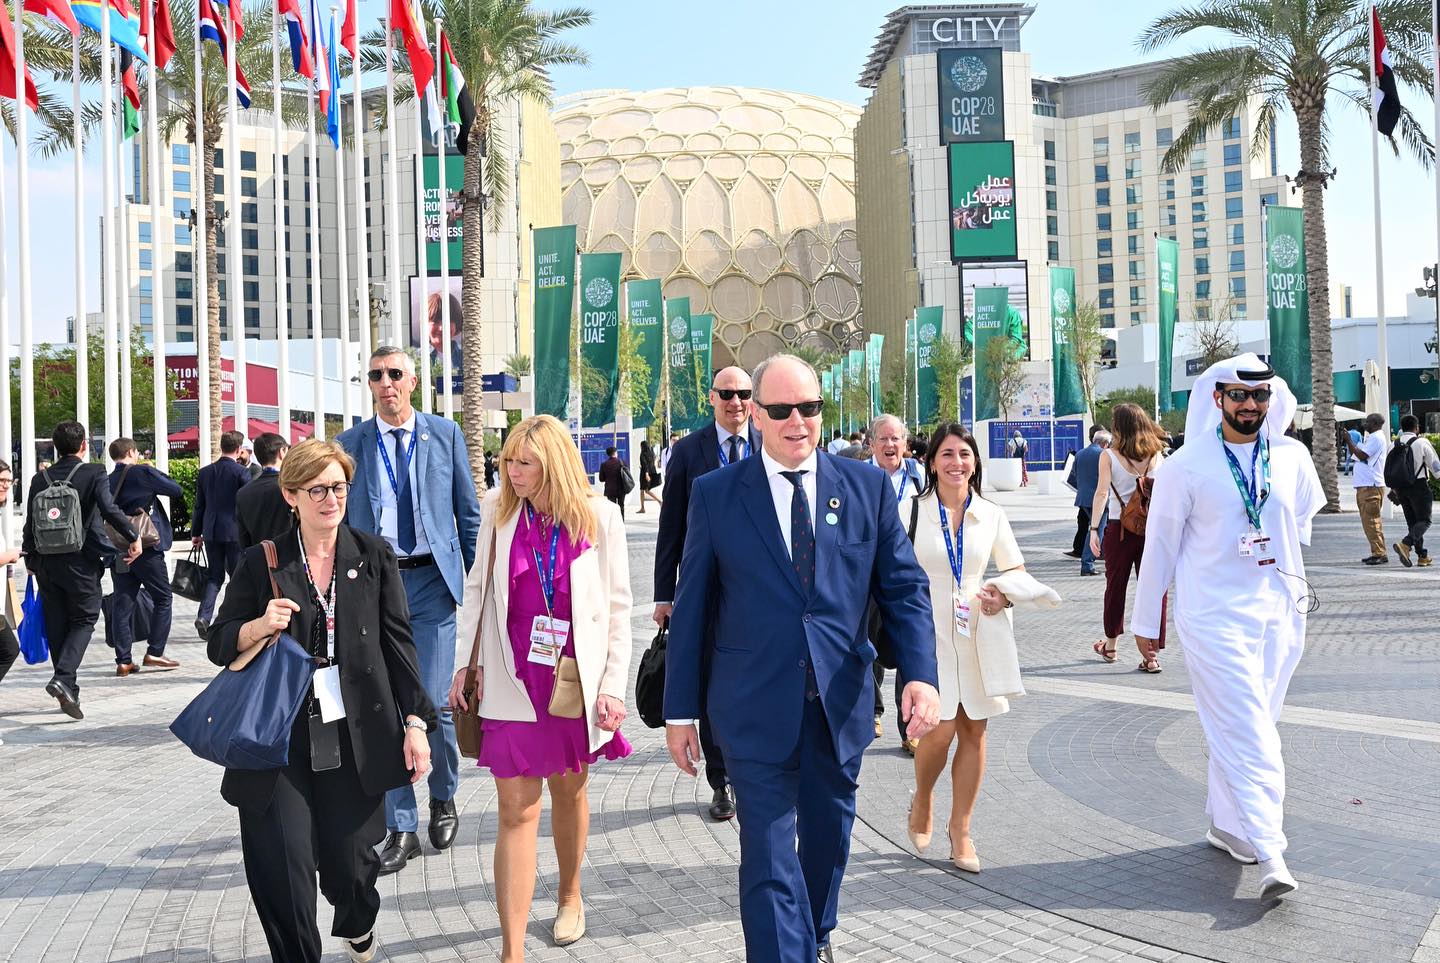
[867,496,922,670]
[1383,437,1423,490]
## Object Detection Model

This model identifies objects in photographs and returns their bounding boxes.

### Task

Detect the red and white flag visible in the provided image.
[1373,4,1402,136]
[0,4,39,112]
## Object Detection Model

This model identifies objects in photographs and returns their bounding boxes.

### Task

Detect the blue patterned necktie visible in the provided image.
[391,428,417,554]
[780,470,814,593]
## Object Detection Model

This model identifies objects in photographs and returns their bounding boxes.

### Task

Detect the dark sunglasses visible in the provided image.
[367,367,407,383]
[757,399,824,420]
[1221,387,1272,403]
[714,388,752,401]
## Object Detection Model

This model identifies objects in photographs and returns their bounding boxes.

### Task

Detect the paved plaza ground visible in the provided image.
[1,481,1437,962]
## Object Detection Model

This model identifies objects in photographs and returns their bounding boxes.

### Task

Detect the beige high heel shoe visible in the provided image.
[553,903,586,946]
[906,805,932,854]
[949,830,981,874]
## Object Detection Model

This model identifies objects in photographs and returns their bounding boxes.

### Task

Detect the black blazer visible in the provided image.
[193,457,250,543]
[235,470,294,549]
[22,456,138,565]
[597,456,626,498]
[208,526,438,812]
[653,420,762,602]
[109,462,183,552]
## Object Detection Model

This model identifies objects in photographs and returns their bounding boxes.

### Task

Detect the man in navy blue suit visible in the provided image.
[107,438,184,674]
[191,429,251,637]
[665,355,941,962]
[1069,427,1110,575]
[653,365,762,821]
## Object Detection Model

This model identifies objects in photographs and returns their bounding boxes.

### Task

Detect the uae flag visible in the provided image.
[1372,4,1401,137]
[439,31,475,154]
[120,47,142,139]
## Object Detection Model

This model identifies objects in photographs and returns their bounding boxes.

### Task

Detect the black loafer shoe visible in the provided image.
[377,831,421,874]
[708,785,736,821]
[45,679,84,720]
[194,618,208,640]
[818,943,836,962]
[429,799,458,850]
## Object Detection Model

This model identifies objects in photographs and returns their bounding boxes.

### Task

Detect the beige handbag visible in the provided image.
[3,567,21,631]
[547,656,584,719]
[456,524,497,759]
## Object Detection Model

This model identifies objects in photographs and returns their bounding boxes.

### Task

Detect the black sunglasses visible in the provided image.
[367,367,407,383]
[714,388,752,401]
[1221,387,1272,403]
[757,399,824,420]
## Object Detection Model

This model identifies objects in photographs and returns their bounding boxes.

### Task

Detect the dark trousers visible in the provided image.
[199,540,242,624]
[1073,509,1088,554]
[33,556,104,695]
[607,493,625,519]
[700,685,728,793]
[1101,521,1166,646]
[727,692,860,961]
[1397,483,1434,556]
[872,662,885,717]
[0,623,18,686]
[238,719,385,963]
[112,550,173,663]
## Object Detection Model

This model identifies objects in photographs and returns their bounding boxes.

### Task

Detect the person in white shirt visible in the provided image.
[1133,354,1324,901]
[826,430,849,455]
[1340,413,1389,564]
[1390,414,1440,567]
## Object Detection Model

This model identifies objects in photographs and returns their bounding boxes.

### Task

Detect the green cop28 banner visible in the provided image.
[906,315,918,424]
[867,333,884,419]
[533,225,577,418]
[665,297,694,429]
[626,279,664,429]
[830,362,844,432]
[1049,267,1086,418]
[948,142,1017,262]
[1156,236,1179,413]
[972,285,1010,421]
[689,314,716,430]
[847,349,864,433]
[937,47,1005,144]
[916,305,942,425]
[579,253,622,427]
[1265,205,1312,404]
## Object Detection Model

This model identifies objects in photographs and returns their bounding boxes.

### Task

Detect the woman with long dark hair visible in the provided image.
[637,439,662,514]
[904,423,1024,874]
[1088,403,1169,672]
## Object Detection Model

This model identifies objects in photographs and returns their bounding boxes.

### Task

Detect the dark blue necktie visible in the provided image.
[727,435,741,465]
[781,470,814,593]
[392,428,417,553]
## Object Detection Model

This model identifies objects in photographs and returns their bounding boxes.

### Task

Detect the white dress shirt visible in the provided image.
[716,422,751,465]
[375,413,432,556]
[759,447,817,556]
[1353,431,1388,488]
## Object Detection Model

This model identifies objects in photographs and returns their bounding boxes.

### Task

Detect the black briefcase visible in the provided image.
[635,623,668,729]
[102,588,155,646]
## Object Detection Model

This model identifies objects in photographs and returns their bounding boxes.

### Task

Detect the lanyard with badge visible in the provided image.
[525,504,570,666]
[1218,426,1274,566]
[375,423,418,495]
[298,534,345,771]
[717,434,746,467]
[937,494,973,637]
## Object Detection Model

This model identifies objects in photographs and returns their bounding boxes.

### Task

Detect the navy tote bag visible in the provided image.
[170,541,315,769]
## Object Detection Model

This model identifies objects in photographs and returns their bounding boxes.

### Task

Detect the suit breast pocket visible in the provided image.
[838,538,876,558]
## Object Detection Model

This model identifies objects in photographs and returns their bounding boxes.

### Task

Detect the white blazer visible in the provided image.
[455,490,633,753]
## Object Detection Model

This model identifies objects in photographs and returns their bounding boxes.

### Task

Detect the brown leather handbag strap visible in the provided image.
[261,539,284,602]
[464,521,499,677]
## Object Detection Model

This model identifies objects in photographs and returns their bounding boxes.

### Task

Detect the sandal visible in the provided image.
[1137,658,1162,674]
[1092,640,1117,663]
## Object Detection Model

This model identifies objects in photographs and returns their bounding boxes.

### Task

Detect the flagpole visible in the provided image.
[414,18,432,419]
[331,6,353,430]
[225,1,245,441]
[146,15,170,471]
[383,1,402,347]
[308,50,325,439]
[351,35,370,376]
[194,6,212,463]
[100,12,119,466]
[72,33,89,431]
[13,0,34,490]
[434,17,452,420]
[119,112,135,438]
[1369,6,1391,423]
[0,125,10,547]
[1432,0,1440,387]
[272,0,290,442]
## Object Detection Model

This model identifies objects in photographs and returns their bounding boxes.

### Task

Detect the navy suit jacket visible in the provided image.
[653,419,763,602]
[336,412,481,606]
[1073,443,1103,510]
[109,463,182,552]
[664,452,939,765]
[192,456,250,544]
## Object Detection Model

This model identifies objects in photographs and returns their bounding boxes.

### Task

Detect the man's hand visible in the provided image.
[900,681,941,741]
[666,723,702,776]
[124,539,143,564]
[191,536,204,548]
[652,602,673,627]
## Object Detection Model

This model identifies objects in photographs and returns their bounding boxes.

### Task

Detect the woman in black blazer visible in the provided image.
[209,439,436,963]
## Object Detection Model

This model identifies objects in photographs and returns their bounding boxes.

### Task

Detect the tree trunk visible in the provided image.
[204,139,222,462]
[459,109,488,488]
[1295,101,1339,510]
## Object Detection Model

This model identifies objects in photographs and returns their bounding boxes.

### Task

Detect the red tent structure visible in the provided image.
[167,417,315,449]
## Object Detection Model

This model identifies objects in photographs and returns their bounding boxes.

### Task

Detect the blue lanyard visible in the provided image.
[525,504,562,615]
[1217,427,1270,532]
[937,494,971,585]
[873,458,916,502]
[718,434,747,466]
[375,424,418,496]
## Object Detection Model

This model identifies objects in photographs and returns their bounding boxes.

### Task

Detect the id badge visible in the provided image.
[1252,535,1275,566]
[1238,534,1254,558]
[314,665,346,723]
[953,592,971,638]
[308,713,342,772]
[528,616,569,666]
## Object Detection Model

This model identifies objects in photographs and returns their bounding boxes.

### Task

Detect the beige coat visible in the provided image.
[910,491,1023,721]
[972,569,1062,699]
[455,490,632,753]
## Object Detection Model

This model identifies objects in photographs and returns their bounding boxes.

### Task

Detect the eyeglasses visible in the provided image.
[713,388,752,401]
[1221,387,1272,403]
[293,482,352,502]
[367,367,407,383]
[0,479,11,488]
[757,399,824,420]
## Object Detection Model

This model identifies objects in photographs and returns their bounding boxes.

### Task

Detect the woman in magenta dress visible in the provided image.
[450,415,632,962]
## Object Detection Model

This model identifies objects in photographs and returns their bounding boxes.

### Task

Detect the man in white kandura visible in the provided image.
[1132,353,1324,902]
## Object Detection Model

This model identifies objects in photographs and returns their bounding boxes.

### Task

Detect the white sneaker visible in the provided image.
[1206,825,1258,864]
[1258,856,1298,901]
[345,931,377,963]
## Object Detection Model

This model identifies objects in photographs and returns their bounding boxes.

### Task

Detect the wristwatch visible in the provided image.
[403,718,427,732]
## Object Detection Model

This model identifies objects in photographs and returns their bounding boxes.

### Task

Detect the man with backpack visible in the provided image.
[1339,413,1390,564]
[1387,415,1439,567]
[21,422,141,720]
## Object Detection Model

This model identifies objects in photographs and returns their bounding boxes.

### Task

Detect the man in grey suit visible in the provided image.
[1069,427,1110,576]
[337,346,482,874]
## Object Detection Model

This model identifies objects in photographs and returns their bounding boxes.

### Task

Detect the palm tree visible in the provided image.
[25,1,311,460]
[364,0,589,482]
[1139,0,1435,510]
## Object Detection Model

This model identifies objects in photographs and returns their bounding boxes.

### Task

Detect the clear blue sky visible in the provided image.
[5,0,1435,343]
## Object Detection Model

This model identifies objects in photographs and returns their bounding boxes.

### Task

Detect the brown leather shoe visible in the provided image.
[116,663,141,677]
[143,654,180,670]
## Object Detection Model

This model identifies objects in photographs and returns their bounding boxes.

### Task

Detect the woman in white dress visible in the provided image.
[904,425,1023,873]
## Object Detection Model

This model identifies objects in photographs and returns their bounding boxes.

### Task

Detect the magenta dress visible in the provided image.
[477,509,632,779]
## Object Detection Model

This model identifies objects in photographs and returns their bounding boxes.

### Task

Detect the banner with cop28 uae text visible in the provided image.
[1049,267,1086,418]
[532,225,577,418]
[626,279,664,429]
[664,297,696,429]
[579,253,622,427]
[1156,236,1178,413]
[972,285,1010,422]
[687,314,715,432]
[1265,206,1312,404]
[916,305,943,425]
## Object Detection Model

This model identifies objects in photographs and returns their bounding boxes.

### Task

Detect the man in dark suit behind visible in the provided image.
[107,437,184,674]
[21,421,141,719]
[192,429,251,637]
[652,365,762,821]
[664,355,940,962]
[236,432,292,549]
[596,446,627,519]
[1070,426,1110,576]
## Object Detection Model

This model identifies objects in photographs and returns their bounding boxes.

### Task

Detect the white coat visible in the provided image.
[971,569,1062,699]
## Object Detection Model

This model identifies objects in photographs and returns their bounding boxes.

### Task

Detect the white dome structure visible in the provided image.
[555,86,863,367]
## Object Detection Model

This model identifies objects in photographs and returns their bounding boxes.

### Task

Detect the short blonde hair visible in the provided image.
[497,415,597,543]
[278,438,355,491]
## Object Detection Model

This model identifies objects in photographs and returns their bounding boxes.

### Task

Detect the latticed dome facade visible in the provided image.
[555,87,863,368]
